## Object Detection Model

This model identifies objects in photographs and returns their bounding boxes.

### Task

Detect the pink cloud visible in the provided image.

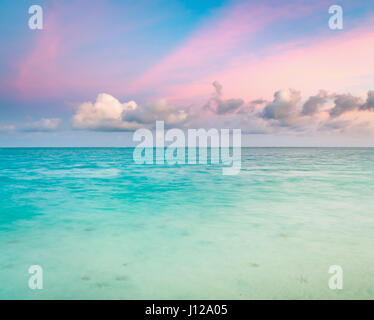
[9,0,118,100]
[15,11,62,97]
[127,1,327,99]
[159,18,374,106]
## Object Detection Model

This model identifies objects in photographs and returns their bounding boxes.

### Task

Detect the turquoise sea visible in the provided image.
[0,148,374,299]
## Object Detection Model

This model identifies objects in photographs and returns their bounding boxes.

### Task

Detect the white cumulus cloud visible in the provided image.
[71,93,140,131]
[72,93,193,131]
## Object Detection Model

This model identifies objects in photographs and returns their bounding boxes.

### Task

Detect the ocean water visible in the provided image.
[0,147,374,299]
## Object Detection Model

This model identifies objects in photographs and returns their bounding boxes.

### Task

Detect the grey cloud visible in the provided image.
[322,120,349,130]
[250,99,267,105]
[212,97,244,114]
[205,81,244,115]
[302,90,329,115]
[212,80,223,96]
[360,90,374,111]
[262,89,301,122]
[330,94,362,117]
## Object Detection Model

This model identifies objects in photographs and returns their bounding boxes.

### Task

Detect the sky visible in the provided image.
[1,0,374,146]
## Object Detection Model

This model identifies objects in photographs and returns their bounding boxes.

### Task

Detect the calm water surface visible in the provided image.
[0,148,373,299]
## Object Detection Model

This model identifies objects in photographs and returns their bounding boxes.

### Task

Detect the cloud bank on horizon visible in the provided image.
[68,85,374,136]
[1,0,374,145]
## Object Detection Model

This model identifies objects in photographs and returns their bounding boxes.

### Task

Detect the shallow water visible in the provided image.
[0,148,374,299]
